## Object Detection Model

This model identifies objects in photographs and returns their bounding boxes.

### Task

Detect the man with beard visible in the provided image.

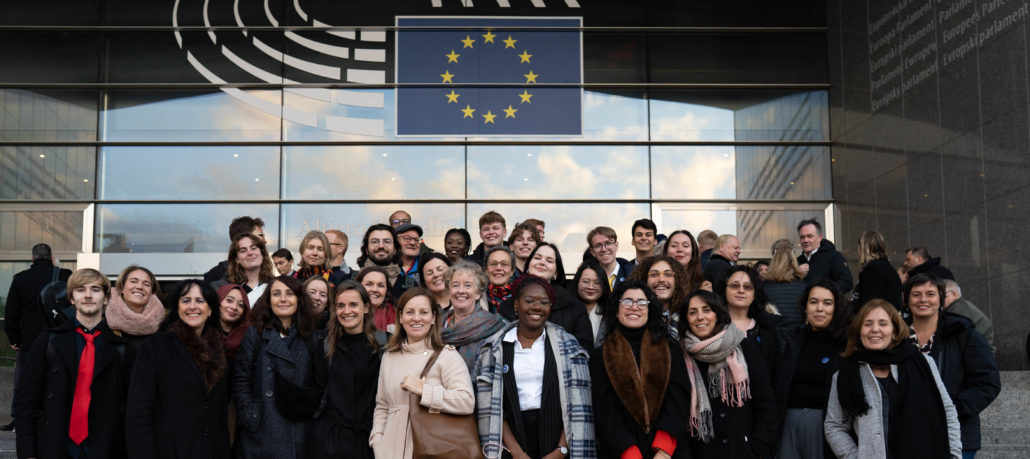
[357,224,416,299]
[394,223,424,284]
[628,255,689,333]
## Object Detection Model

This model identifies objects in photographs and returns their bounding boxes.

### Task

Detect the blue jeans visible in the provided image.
[962,452,976,459]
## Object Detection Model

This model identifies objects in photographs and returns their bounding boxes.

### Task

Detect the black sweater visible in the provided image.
[787,328,841,409]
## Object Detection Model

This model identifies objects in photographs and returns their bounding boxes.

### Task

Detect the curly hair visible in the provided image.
[627,255,690,317]
[661,230,704,291]
[678,289,731,339]
[601,280,668,344]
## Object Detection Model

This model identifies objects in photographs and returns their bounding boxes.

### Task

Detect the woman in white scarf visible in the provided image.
[679,290,778,459]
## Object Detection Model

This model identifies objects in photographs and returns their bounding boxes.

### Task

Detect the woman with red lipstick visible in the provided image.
[680,290,777,459]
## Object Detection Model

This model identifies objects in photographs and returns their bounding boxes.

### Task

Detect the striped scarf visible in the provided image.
[680,321,750,442]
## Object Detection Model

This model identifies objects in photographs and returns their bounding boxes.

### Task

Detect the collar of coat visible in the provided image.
[603,328,670,433]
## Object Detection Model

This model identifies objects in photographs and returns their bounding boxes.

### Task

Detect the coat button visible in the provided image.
[265,389,273,397]
[266,365,273,371]
[202,429,209,437]
[252,413,258,419]
[202,402,209,409]
[46,393,53,399]
[719,412,726,418]
[722,439,729,444]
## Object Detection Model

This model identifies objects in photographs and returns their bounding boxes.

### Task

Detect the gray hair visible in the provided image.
[445,260,489,295]
[943,278,961,297]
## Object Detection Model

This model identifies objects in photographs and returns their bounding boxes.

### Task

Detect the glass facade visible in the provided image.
[0,0,830,275]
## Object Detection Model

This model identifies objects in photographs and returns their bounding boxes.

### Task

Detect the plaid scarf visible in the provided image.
[680,322,750,442]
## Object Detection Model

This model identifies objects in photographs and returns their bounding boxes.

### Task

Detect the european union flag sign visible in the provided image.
[396,16,582,136]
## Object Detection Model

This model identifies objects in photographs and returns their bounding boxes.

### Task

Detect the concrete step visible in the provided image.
[978,371,1030,458]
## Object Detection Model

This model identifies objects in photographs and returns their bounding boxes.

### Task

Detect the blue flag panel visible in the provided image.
[396,16,582,136]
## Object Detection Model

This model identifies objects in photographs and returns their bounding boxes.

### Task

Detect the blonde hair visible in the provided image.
[298,231,332,271]
[858,230,888,265]
[765,239,803,282]
[66,268,111,302]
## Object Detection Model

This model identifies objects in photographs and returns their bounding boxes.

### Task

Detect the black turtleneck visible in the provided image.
[787,327,841,409]
[618,325,646,363]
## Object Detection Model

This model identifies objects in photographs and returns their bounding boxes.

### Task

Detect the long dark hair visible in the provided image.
[524,242,568,289]
[602,280,668,344]
[355,265,395,309]
[250,276,317,338]
[800,280,851,340]
[717,265,767,318]
[662,229,704,291]
[572,260,612,310]
[326,280,378,359]
[162,279,222,332]
[678,289,732,339]
[161,279,226,389]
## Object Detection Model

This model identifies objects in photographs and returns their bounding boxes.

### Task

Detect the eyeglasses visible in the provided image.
[369,238,393,246]
[727,282,754,291]
[487,261,511,268]
[578,278,601,287]
[519,297,552,308]
[397,235,419,244]
[619,298,650,309]
[391,218,411,225]
[647,270,675,279]
[591,241,616,251]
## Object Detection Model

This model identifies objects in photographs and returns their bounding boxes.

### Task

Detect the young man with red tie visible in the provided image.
[13,268,136,459]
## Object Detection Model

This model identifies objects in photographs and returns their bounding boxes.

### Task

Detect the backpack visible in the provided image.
[38,267,71,329]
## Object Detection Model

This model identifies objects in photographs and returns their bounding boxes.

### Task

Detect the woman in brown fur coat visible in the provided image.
[589,280,693,459]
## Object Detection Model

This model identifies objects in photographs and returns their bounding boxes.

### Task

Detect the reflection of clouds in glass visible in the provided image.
[658,209,737,237]
[651,147,736,199]
[283,146,464,199]
[468,146,648,199]
[467,203,650,265]
[649,100,733,141]
[97,204,279,253]
[100,147,278,200]
[104,91,281,141]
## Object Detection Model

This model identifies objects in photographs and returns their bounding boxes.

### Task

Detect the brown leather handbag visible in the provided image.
[408,349,485,459]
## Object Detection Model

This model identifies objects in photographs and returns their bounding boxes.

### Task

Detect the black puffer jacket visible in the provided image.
[925,311,1001,452]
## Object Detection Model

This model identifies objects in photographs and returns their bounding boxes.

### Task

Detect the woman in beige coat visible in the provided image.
[369,287,476,458]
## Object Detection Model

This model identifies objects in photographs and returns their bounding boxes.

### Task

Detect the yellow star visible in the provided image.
[523,70,538,83]
[503,105,517,118]
[445,90,460,103]
[518,50,532,63]
[461,35,475,48]
[440,70,455,83]
[482,30,496,43]
[518,90,533,103]
[461,105,475,118]
[503,35,517,48]
[445,50,460,63]
[482,110,497,124]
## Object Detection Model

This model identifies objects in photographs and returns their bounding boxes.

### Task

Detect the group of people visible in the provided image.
[1,210,1002,458]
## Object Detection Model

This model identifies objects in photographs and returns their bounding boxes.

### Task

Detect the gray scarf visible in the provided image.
[679,323,750,442]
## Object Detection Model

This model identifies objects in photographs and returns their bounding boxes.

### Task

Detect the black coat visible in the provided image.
[797,239,854,293]
[125,331,231,459]
[747,310,782,379]
[498,285,594,349]
[590,339,692,459]
[926,311,1001,451]
[908,257,955,280]
[13,320,134,459]
[307,333,382,459]
[4,260,72,350]
[772,326,843,457]
[703,253,733,286]
[690,339,778,459]
[854,257,902,311]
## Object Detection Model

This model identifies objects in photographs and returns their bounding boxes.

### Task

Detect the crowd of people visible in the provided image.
[2,210,1003,458]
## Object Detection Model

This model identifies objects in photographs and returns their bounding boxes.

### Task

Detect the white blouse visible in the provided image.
[503,327,547,410]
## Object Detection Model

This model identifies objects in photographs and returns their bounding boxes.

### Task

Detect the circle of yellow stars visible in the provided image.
[440,29,536,124]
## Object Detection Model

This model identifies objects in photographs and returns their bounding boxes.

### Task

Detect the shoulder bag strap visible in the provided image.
[419,349,443,379]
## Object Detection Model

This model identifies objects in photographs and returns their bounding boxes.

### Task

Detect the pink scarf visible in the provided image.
[106,287,166,337]
[680,321,751,442]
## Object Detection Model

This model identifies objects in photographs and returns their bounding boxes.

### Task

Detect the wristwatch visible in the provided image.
[557,446,568,455]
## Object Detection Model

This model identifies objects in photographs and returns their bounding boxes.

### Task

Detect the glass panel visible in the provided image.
[102,90,282,141]
[0,32,99,83]
[96,204,279,253]
[1,147,95,200]
[0,90,98,142]
[284,89,646,141]
[466,203,651,269]
[99,146,280,200]
[651,146,831,200]
[0,211,83,252]
[583,33,646,83]
[0,1,100,26]
[656,204,828,260]
[650,89,829,141]
[281,203,465,268]
[282,146,463,200]
[647,33,827,83]
[467,146,648,200]
[644,1,826,27]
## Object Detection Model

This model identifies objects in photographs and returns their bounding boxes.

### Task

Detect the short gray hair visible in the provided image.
[445,260,488,295]
[943,278,961,297]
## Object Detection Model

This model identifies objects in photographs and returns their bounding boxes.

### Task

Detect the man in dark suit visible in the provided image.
[13,268,135,459]
[3,243,72,431]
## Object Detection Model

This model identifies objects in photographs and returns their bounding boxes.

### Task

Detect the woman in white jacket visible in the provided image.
[824,299,961,458]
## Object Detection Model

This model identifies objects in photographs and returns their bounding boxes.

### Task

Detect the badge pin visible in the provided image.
[821,357,830,364]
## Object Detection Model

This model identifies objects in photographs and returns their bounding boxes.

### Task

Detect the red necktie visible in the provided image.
[69,328,100,445]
